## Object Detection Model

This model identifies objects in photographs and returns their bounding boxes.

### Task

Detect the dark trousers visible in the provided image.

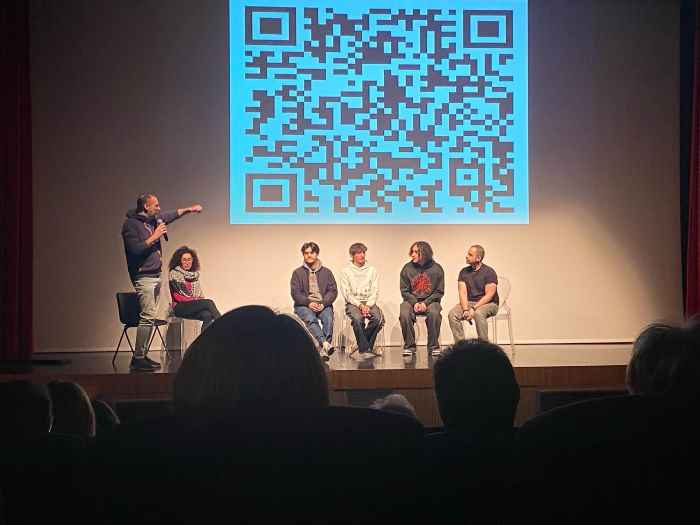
[399,301,442,350]
[346,304,384,353]
[173,299,221,333]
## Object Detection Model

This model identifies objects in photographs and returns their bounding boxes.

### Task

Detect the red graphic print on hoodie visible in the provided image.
[411,273,432,295]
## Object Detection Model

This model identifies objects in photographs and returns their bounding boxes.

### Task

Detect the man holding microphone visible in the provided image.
[121,194,202,371]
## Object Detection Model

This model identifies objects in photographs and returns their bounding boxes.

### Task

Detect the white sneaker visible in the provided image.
[321,341,334,359]
[402,347,415,357]
[431,347,442,356]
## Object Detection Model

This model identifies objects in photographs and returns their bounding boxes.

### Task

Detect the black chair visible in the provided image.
[112,292,169,365]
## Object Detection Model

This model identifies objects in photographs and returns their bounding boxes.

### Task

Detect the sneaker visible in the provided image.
[371,347,383,357]
[402,347,416,357]
[430,347,442,357]
[322,341,336,357]
[144,356,162,369]
[319,343,329,360]
[129,357,158,372]
[359,351,376,359]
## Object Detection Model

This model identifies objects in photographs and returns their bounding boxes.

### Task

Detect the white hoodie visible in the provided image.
[339,263,379,307]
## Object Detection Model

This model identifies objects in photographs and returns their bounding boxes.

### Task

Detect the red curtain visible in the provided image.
[0,0,33,361]
[688,7,700,317]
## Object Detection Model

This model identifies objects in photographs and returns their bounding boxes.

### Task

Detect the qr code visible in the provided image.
[229,0,528,224]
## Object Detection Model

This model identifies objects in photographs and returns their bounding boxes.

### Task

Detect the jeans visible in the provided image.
[173,299,222,333]
[132,275,166,358]
[448,302,499,342]
[399,301,442,350]
[346,304,384,353]
[294,305,334,346]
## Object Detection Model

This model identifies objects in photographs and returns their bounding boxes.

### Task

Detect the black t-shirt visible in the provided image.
[457,264,499,305]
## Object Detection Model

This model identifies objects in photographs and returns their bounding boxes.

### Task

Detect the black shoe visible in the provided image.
[144,356,162,369]
[326,345,336,357]
[129,358,158,372]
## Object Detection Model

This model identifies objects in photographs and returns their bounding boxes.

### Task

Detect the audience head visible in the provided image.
[47,380,96,438]
[626,322,700,398]
[370,393,417,420]
[0,380,53,439]
[169,245,200,272]
[409,241,433,265]
[433,340,519,435]
[91,398,121,436]
[174,305,329,415]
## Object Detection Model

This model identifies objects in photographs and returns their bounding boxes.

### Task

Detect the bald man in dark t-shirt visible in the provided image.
[448,245,499,342]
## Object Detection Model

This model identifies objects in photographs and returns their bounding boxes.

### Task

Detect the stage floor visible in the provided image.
[19,342,633,373]
[1,344,631,426]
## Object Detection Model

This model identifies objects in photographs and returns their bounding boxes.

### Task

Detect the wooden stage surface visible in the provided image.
[0,344,631,427]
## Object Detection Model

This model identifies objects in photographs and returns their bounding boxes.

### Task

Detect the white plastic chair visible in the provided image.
[489,275,515,358]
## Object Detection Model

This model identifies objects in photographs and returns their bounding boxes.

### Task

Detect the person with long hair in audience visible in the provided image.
[174,305,329,413]
[91,397,121,437]
[168,246,221,333]
[47,380,96,439]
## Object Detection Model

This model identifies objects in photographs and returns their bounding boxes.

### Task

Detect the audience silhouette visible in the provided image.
[2,316,699,524]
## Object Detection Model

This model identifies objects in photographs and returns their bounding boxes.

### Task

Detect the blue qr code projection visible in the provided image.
[229,0,528,224]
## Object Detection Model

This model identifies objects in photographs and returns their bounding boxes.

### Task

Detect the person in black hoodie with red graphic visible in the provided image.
[121,193,202,371]
[399,241,445,357]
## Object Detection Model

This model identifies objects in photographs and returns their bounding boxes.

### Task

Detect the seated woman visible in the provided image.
[168,246,221,333]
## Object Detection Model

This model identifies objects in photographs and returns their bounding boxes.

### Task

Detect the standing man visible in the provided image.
[448,245,499,343]
[339,243,384,357]
[291,242,338,359]
[399,241,445,357]
[121,194,202,371]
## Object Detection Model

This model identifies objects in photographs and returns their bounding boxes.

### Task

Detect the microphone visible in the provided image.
[156,217,168,242]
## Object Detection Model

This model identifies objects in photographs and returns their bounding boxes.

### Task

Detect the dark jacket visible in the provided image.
[121,209,179,280]
[290,266,338,307]
[400,259,445,305]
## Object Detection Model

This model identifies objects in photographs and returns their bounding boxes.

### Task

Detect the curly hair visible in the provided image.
[169,246,201,272]
[408,241,433,263]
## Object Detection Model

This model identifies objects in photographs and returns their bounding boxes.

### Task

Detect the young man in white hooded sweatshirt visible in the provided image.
[339,243,385,357]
